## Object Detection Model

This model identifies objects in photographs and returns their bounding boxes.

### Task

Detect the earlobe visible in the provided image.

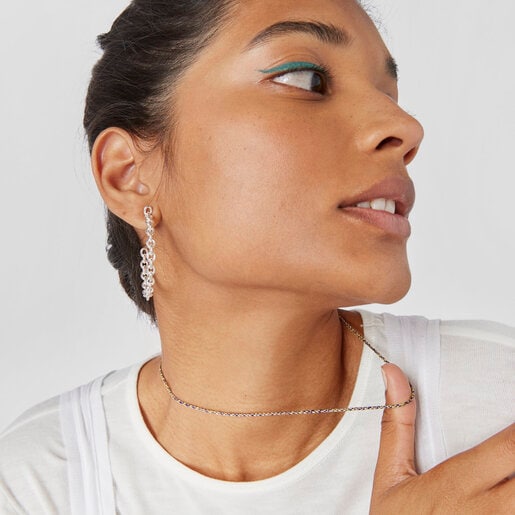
[91,127,157,228]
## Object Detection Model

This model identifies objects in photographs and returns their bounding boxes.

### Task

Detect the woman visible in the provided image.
[1,0,513,513]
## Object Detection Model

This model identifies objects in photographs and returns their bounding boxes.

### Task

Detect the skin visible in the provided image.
[93,0,421,481]
[91,0,514,507]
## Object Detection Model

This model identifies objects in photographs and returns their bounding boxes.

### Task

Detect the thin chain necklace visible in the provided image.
[158,313,415,417]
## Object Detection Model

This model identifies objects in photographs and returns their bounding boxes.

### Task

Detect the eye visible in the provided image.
[272,69,328,94]
[259,61,331,95]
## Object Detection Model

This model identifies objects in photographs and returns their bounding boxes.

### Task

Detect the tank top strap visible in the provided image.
[59,372,116,514]
[382,313,448,473]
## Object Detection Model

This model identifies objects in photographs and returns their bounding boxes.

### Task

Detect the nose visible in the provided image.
[356,101,424,166]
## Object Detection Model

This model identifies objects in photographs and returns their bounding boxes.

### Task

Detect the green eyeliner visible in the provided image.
[258,61,324,74]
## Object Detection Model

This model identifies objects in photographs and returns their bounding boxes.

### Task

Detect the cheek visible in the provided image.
[168,95,338,279]
[162,90,410,303]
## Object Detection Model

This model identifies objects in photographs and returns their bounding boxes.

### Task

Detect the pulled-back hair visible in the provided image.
[83,0,237,325]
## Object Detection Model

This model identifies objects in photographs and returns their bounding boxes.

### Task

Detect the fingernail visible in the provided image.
[381,366,388,391]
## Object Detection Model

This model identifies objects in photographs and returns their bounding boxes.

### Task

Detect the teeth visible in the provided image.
[370,198,386,211]
[355,198,396,214]
[385,199,396,214]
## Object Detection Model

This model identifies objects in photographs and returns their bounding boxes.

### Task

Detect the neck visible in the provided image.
[137,295,364,481]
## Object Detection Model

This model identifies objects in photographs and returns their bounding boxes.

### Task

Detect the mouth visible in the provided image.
[343,197,400,215]
[337,176,415,238]
[337,176,415,217]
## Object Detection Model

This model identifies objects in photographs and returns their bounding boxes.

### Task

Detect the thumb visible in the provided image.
[372,363,418,498]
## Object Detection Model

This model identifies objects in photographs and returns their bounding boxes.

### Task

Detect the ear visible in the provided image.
[91,127,162,230]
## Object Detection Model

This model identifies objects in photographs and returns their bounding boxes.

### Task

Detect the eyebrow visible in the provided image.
[244,20,351,50]
[243,20,398,81]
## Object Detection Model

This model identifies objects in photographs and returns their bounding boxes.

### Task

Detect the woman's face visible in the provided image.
[155,0,424,308]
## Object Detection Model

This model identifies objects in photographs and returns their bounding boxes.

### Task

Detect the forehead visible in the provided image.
[221,0,387,53]
[171,0,396,111]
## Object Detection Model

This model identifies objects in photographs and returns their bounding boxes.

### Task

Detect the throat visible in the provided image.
[135,324,364,481]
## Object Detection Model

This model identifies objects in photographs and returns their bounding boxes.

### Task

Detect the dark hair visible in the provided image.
[83,0,237,325]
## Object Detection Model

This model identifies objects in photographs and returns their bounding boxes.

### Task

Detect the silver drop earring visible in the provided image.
[140,206,156,301]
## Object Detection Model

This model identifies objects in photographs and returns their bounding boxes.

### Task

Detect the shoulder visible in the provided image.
[370,310,515,378]
[437,318,515,386]
[359,310,514,410]
[0,394,68,511]
[436,317,514,382]
[0,394,63,460]
[361,310,515,465]
[439,318,515,346]
[0,361,142,511]
[435,319,514,458]
[359,309,514,349]
[435,318,515,393]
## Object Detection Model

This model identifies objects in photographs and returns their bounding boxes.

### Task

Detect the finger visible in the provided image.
[372,363,418,497]
[433,423,515,494]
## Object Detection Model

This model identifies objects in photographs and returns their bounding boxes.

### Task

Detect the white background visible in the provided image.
[1,1,514,430]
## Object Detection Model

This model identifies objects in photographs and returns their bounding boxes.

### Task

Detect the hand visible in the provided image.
[370,363,515,514]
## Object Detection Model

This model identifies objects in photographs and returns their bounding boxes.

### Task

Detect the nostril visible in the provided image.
[376,136,402,151]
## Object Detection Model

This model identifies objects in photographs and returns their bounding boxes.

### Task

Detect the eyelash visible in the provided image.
[262,62,333,95]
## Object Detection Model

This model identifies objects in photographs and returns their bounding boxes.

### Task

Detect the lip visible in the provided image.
[338,207,411,238]
[337,175,415,238]
[337,175,415,217]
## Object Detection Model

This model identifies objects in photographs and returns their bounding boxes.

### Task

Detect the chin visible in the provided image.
[373,269,412,304]
[331,265,411,308]
[348,258,412,305]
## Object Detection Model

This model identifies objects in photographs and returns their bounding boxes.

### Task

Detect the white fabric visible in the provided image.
[59,375,116,514]
[1,310,514,514]
[382,314,447,469]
